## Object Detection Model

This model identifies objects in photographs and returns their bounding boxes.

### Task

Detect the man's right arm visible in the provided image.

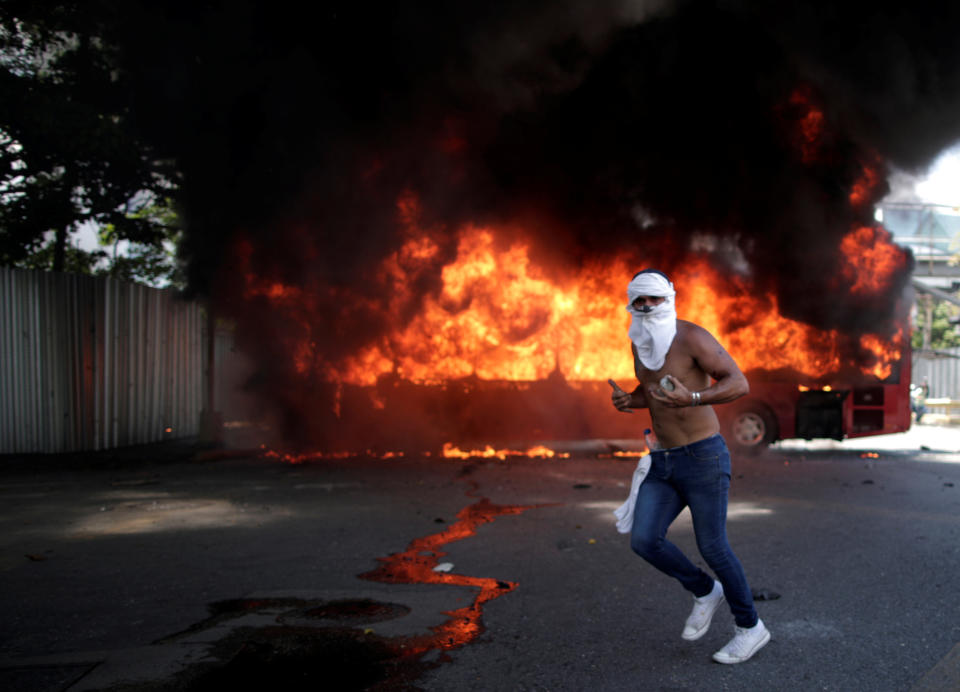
[610,380,648,411]
[628,384,649,409]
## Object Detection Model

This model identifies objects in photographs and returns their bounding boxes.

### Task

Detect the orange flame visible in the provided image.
[341,223,895,385]
[849,163,882,207]
[241,216,904,388]
[360,490,537,655]
[262,449,407,464]
[840,225,908,296]
[785,86,886,209]
[788,87,825,164]
[859,328,904,380]
[442,443,569,460]
[598,449,650,458]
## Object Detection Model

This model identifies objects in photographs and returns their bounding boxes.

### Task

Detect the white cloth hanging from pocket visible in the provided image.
[613,455,652,534]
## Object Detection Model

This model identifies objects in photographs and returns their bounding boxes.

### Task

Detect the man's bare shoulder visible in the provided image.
[676,320,716,343]
[674,321,728,361]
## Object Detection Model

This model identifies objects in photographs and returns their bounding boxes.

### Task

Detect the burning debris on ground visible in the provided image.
[97,1,960,448]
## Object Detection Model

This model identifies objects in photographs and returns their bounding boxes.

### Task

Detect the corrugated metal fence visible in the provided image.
[912,347,960,400]
[1,267,205,454]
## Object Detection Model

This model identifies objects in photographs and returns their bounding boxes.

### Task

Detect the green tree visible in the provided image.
[18,231,106,274]
[98,197,184,288]
[13,196,184,288]
[0,3,178,272]
[912,296,960,350]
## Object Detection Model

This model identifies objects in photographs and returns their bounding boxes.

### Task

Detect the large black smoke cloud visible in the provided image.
[107,0,960,434]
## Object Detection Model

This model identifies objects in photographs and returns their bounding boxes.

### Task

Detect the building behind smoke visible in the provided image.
[878,202,960,399]
[878,202,960,291]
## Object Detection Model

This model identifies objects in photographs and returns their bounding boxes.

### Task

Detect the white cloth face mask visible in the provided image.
[625,273,677,371]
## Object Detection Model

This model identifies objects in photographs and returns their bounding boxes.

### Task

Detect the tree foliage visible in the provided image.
[12,195,184,287]
[0,2,179,275]
[98,197,185,288]
[912,296,960,350]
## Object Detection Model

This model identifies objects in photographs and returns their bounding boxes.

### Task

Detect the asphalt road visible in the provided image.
[1,423,958,691]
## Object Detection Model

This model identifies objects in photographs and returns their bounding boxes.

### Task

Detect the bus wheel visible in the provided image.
[726,401,777,455]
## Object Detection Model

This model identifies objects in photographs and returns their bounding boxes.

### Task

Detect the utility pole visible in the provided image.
[199,305,223,445]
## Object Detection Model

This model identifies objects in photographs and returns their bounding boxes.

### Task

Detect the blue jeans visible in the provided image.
[630,433,758,628]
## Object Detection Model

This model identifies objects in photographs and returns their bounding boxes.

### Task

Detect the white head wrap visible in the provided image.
[625,271,677,371]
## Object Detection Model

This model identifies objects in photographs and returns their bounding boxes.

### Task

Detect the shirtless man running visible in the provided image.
[610,268,771,664]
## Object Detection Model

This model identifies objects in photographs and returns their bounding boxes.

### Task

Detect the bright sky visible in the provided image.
[75,220,103,252]
[911,142,960,206]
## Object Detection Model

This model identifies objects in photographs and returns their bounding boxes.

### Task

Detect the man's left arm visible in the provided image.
[655,326,749,407]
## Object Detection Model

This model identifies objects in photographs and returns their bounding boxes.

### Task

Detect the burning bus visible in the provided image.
[719,330,911,454]
[219,93,915,456]
[226,215,913,456]
[196,8,935,458]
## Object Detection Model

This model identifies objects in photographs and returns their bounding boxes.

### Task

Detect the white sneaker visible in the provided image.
[681,580,725,641]
[712,618,771,664]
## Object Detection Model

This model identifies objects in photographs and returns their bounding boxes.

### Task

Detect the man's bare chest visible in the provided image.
[635,347,698,385]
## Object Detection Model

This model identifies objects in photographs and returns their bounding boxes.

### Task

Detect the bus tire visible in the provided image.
[725,400,778,455]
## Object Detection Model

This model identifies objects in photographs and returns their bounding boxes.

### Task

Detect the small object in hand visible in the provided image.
[659,375,675,392]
